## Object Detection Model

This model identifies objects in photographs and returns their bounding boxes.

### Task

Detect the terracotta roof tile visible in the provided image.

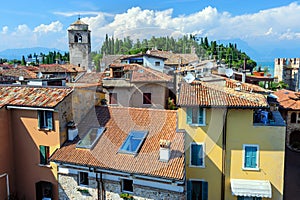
[36,64,85,73]
[0,86,73,108]
[51,106,185,180]
[76,72,105,84]
[274,89,300,110]
[0,67,37,79]
[178,81,268,108]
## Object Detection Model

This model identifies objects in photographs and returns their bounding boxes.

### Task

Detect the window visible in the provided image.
[78,172,89,186]
[143,93,151,104]
[39,145,50,165]
[109,93,118,104]
[119,130,148,155]
[187,180,208,200]
[187,107,205,126]
[238,197,262,200]
[291,112,297,123]
[190,143,205,167]
[243,145,259,170]
[74,33,82,43]
[77,127,105,149]
[38,111,53,130]
[155,61,160,66]
[122,179,133,193]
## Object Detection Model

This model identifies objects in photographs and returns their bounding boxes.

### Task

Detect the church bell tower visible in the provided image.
[68,17,91,70]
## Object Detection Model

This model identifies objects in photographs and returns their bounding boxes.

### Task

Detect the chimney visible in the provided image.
[67,120,78,141]
[159,139,171,162]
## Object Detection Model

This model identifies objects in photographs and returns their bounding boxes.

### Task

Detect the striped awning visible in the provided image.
[231,179,272,198]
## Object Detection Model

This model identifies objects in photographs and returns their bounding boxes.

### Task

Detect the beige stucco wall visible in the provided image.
[105,83,168,109]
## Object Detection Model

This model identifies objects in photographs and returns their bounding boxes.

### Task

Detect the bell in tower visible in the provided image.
[68,17,92,71]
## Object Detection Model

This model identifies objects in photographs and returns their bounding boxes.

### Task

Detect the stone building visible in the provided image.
[68,17,92,70]
[274,58,300,91]
[274,89,300,148]
[51,106,186,200]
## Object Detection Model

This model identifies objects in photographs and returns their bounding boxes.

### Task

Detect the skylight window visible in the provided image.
[77,127,105,149]
[119,130,148,155]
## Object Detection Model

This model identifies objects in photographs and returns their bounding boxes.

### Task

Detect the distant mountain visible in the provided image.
[0,47,66,60]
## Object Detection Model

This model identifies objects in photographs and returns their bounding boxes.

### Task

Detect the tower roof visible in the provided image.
[71,17,88,25]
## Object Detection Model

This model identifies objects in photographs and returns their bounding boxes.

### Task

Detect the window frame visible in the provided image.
[122,179,133,193]
[186,107,206,126]
[242,144,259,171]
[187,179,208,200]
[78,171,89,186]
[39,145,50,165]
[155,61,160,66]
[38,110,53,130]
[143,93,152,105]
[189,143,205,168]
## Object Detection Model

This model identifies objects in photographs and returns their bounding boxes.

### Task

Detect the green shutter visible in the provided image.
[46,111,53,130]
[187,107,192,124]
[191,144,203,166]
[40,145,46,164]
[245,146,257,168]
[202,181,208,200]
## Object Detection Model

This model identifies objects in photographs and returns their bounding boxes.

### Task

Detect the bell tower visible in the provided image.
[68,17,91,70]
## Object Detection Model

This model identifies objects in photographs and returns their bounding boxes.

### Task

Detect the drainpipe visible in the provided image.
[0,173,10,198]
[221,109,228,200]
[97,172,104,200]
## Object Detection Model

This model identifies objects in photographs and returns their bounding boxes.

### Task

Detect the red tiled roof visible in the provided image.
[0,86,73,108]
[51,106,185,180]
[178,82,268,108]
[36,64,85,73]
[76,72,105,84]
[273,89,300,110]
[0,67,37,79]
[225,78,269,93]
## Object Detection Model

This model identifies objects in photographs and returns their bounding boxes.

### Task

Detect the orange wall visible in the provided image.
[0,108,15,200]
[11,109,60,200]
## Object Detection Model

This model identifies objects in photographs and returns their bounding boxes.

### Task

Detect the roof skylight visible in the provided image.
[77,127,105,149]
[119,130,148,155]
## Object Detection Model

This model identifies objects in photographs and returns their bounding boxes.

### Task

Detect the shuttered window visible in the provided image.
[38,111,53,130]
[190,143,205,167]
[243,145,259,170]
[187,180,208,200]
[187,107,205,125]
[39,145,50,165]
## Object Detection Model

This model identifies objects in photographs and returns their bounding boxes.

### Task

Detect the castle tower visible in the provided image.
[68,17,91,70]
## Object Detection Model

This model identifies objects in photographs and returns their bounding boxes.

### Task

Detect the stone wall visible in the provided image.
[286,110,300,146]
[58,173,185,200]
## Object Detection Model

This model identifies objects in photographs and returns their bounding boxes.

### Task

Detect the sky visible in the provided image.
[1,0,300,61]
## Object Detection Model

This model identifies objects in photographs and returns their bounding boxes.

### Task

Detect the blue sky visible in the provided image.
[1,0,300,60]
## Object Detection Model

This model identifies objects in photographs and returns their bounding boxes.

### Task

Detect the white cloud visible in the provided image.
[33,21,63,33]
[1,26,8,34]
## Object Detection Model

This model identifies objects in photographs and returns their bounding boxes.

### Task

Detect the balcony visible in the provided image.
[253,110,285,127]
[102,78,132,87]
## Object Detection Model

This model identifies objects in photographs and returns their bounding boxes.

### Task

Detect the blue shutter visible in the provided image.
[191,144,203,166]
[37,111,42,129]
[198,107,204,124]
[187,107,192,124]
[202,181,208,200]
[46,111,53,130]
[245,146,257,168]
[187,180,192,200]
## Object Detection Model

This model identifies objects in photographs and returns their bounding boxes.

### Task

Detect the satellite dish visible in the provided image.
[19,76,24,81]
[225,68,233,78]
[37,72,43,79]
[184,73,195,83]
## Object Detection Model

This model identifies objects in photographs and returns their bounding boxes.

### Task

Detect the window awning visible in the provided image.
[231,179,272,198]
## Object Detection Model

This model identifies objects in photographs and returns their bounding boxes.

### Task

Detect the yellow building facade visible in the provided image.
[177,81,286,200]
